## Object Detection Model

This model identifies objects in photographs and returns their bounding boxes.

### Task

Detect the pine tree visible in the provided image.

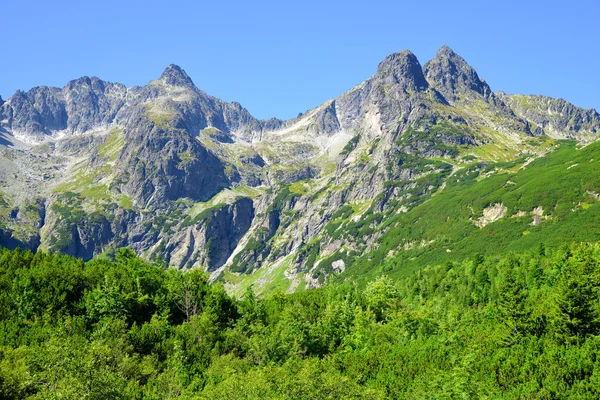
[553,243,600,342]
[497,256,530,346]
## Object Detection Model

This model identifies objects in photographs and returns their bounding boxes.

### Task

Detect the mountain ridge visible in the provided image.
[1,46,600,295]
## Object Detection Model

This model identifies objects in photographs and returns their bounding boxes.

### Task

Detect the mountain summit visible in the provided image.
[159,64,195,87]
[424,45,492,102]
[376,50,429,91]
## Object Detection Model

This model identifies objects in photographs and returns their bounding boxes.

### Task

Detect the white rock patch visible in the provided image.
[332,259,346,273]
[475,203,507,228]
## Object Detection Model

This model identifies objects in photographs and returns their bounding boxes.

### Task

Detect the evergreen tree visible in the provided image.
[553,244,600,342]
[497,256,530,345]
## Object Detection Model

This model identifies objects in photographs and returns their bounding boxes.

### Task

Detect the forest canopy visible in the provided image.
[1,243,600,398]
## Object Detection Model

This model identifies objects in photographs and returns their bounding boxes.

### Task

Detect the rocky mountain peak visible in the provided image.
[0,95,4,108]
[160,64,195,87]
[423,45,491,102]
[65,76,93,89]
[435,44,457,58]
[64,76,110,92]
[376,50,429,91]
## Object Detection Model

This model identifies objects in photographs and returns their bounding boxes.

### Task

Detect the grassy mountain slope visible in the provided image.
[344,139,600,283]
[222,138,600,293]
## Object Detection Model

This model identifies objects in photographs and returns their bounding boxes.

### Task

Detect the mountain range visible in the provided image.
[1,45,599,295]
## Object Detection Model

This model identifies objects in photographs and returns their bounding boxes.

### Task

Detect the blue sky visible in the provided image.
[1,0,598,120]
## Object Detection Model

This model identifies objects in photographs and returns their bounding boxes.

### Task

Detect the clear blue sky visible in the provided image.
[1,0,598,120]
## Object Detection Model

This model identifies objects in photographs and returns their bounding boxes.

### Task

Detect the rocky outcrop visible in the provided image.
[0,228,36,251]
[423,46,532,138]
[333,49,433,144]
[64,215,113,260]
[499,92,600,140]
[0,198,44,251]
[136,65,274,142]
[0,64,272,144]
[164,197,254,270]
[160,64,196,88]
[306,100,340,136]
[424,45,492,103]
[62,77,127,134]
[114,112,229,207]
[377,50,429,91]
[475,203,507,228]
[41,203,113,261]
[0,78,127,139]
[202,198,255,269]
[2,87,67,137]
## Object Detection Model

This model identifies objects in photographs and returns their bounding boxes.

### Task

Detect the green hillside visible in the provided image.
[337,140,600,284]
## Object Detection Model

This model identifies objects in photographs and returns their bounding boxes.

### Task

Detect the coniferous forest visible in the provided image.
[1,243,600,398]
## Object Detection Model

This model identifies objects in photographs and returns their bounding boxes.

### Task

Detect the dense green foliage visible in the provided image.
[2,243,600,398]
[336,140,600,284]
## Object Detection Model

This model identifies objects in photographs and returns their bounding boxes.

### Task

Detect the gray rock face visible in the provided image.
[202,197,254,270]
[62,77,127,133]
[0,200,44,250]
[145,67,281,142]
[3,87,67,136]
[333,49,433,140]
[159,197,255,271]
[0,228,30,250]
[306,100,340,136]
[498,92,600,139]
[1,78,128,138]
[65,215,113,260]
[377,50,429,92]
[54,133,107,155]
[39,198,114,261]
[115,112,229,207]
[160,64,196,87]
[423,45,492,103]
[0,65,276,143]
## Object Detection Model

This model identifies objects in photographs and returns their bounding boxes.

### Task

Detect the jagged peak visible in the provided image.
[377,50,421,74]
[64,76,108,91]
[423,45,491,100]
[67,76,93,85]
[0,95,4,108]
[8,90,26,101]
[376,50,428,90]
[435,44,458,58]
[3,87,47,106]
[431,46,486,80]
[378,50,418,68]
[160,64,195,87]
